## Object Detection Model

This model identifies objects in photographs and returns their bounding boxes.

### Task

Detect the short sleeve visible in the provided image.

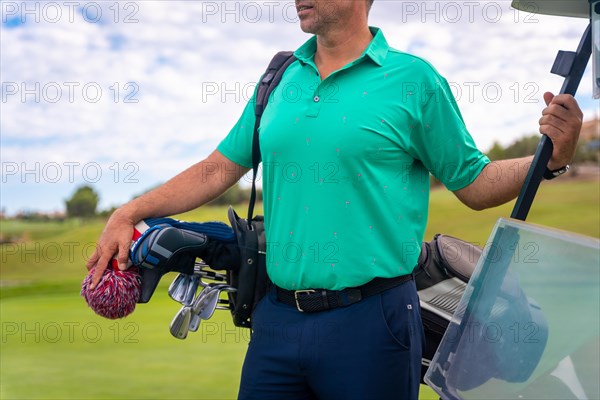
[217,93,257,169]
[408,74,490,191]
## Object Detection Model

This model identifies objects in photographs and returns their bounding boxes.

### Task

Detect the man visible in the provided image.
[86,1,583,399]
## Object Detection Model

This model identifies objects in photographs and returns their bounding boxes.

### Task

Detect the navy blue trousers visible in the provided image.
[238,280,425,400]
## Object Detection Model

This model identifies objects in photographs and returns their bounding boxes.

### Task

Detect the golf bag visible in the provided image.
[126,212,269,330]
[414,234,482,383]
[129,218,240,303]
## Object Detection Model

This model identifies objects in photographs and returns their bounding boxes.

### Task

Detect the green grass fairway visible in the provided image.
[424,178,600,243]
[1,179,597,399]
[1,291,248,400]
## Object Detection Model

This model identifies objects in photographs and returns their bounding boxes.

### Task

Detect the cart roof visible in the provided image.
[511,0,591,18]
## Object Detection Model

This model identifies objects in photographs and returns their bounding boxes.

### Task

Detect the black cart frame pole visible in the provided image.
[510,23,592,221]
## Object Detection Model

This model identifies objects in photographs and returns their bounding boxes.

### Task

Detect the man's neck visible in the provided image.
[314,25,373,78]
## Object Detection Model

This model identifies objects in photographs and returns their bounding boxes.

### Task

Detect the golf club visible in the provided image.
[170,273,194,304]
[194,262,227,282]
[199,285,236,320]
[169,306,192,339]
[188,284,236,332]
[183,275,200,306]
[188,287,215,332]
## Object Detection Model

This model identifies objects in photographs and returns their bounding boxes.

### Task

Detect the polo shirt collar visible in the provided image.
[294,26,389,67]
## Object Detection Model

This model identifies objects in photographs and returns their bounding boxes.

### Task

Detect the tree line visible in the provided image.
[63,183,260,219]
[486,134,599,163]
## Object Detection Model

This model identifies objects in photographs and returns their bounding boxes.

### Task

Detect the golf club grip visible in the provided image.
[510,23,592,221]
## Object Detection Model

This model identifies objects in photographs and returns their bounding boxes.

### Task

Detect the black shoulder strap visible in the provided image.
[247,51,296,223]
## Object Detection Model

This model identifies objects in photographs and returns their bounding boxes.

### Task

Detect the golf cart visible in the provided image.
[424,1,600,399]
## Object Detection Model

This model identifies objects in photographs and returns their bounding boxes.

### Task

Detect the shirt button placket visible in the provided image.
[306,84,322,118]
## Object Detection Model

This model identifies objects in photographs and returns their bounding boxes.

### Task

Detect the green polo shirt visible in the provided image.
[218,27,489,290]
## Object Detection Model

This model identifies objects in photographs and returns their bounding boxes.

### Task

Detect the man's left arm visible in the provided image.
[454,93,583,211]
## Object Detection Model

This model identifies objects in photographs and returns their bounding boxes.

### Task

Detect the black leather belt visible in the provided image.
[276,274,413,313]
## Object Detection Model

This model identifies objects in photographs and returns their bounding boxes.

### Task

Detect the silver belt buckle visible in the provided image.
[294,290,316,312]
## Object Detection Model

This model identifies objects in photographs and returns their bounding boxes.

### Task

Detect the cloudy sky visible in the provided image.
[1,0,597,215]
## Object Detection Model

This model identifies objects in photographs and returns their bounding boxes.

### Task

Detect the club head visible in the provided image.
[168,273,188,302]
[169,306,192,339]
[173,274,194,304]
[188,313,202,332]
[202,286,237,318]
[183,275,200,306]
[198,289,223,320]
[188,286,217,332]
[187,285,236,332]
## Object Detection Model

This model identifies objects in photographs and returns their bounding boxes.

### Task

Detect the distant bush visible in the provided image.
[65,185,99,218]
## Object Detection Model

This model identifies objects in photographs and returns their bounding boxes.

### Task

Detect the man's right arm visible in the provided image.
[85,149,249,288]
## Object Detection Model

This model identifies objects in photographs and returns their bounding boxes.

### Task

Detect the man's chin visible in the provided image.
[299,20,318,34]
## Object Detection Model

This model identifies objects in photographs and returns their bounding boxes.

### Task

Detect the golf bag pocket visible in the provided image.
[227,206,269,328]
